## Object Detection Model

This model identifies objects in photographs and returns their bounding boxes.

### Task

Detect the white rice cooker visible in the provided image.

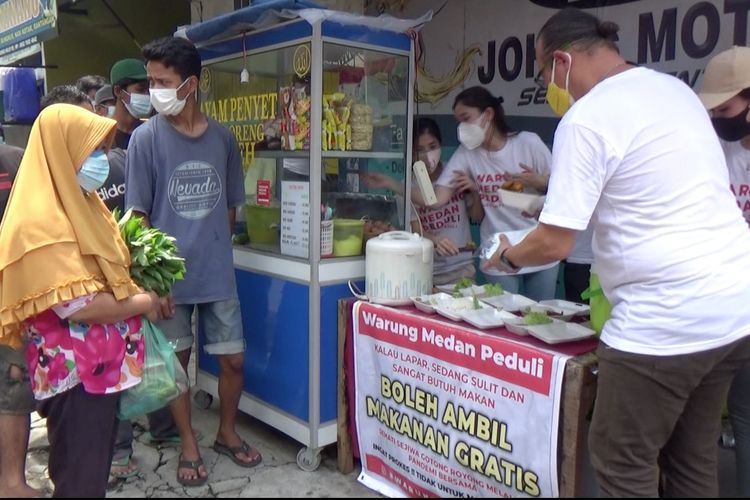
[359,231,433,305]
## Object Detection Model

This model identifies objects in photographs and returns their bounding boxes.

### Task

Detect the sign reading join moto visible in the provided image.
[378,0,750,116]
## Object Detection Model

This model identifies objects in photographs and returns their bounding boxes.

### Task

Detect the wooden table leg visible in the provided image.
[337,299,354,474]
[559,353,598,497]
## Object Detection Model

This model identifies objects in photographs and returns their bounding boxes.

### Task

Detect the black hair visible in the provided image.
[413,117,442,145]
[740,89,750,100]
[40,85,90,110]
[142,37,202,81]
[75,75,108,96]
[538,8,620,63]
[453,86,514,137]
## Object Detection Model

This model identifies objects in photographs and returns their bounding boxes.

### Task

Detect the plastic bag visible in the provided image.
[580,272,612,336]
[117,319,189,420]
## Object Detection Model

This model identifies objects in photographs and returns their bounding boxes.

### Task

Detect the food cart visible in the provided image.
[183,3,415,470]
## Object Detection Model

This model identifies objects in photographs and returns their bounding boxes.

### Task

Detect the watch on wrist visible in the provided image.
[500,247,521,272]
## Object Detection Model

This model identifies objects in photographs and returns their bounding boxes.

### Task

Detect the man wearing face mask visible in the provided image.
[700,46,750,225]
[125,36,252,487]
[699,45,750,497]
[110,58,152,150]
[94,85,116,118]
[482,8,750,497]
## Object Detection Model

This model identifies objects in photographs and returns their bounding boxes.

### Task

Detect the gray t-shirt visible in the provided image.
[125,114,245,304]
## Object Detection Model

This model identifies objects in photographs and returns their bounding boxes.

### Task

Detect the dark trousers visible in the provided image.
[37,384,119,498]
[589,336,750,497]
[113,406,178,462]
[563,262,590,303]
[728,366,750,496]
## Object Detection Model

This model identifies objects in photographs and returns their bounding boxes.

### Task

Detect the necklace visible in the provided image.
[600,61,630,83]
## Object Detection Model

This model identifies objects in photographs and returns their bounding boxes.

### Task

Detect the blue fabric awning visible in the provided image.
[176,0,321,45]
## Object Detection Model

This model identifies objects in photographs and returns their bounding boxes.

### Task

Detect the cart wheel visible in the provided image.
[193,390,213,410]
[296,447,322,472]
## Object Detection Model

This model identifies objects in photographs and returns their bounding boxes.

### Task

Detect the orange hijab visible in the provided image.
[0,104,140,347]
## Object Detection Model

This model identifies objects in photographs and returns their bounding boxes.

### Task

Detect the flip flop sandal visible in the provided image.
[212,440,263,468]
[110,456,140,480]
[176,455,208,487]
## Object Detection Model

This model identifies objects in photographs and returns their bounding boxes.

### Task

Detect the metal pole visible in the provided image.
[308,20,324,452]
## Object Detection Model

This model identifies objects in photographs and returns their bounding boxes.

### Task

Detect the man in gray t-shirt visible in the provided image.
[125,37,259,487]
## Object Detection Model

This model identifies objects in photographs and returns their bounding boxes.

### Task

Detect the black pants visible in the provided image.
[37,384,119,498]
[563,262,591,303]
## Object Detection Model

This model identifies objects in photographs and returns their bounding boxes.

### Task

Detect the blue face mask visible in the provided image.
[78,150,110,192]
[123,90,152,119]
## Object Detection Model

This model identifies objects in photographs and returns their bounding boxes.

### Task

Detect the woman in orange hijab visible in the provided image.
[0,104,161,497]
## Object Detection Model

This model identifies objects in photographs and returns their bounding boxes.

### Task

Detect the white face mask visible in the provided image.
[150,79,191,116]
[457,113,488,150]
[421,148,442,173]
[106,105,116,118]
[123,91,152,119]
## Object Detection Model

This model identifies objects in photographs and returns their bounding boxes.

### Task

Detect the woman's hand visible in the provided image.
[509,163,549,193]
[364,173,398,191]
[452,171,478,193]
[144,291,163,323]
[435,238,460,257]
[159,294,176,320]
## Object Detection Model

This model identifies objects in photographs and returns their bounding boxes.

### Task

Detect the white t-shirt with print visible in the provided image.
[436,131,554,275]
[721,140,750,225]
[411,187,473,278]
[540,66,750,356]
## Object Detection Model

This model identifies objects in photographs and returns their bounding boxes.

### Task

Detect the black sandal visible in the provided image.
[176,454,208,487]
[213,440,262,468]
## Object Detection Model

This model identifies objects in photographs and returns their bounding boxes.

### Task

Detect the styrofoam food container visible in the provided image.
[503,315,564,336]
[481,293,537,312]
[539,299,591,316]
[503,316,531,336]
[525,321,596,344]
[411,292,452,314]
[500,189,545,213]
[435,297,487,322]
[461,308,517,330]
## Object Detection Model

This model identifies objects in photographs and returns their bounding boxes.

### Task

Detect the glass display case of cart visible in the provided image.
[321,42,409,255]
[200,39,409,259]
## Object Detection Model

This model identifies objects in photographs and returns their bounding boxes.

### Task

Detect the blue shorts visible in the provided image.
[157,298,245,355]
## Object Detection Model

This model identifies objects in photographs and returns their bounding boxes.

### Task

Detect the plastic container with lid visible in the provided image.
[244,197,280,245]
[333,218,365,256]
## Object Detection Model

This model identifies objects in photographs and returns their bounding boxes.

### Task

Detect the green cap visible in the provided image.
[110,58,147,86]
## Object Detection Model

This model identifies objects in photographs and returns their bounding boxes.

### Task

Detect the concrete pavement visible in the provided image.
[24,390,382,498]
[21,375,741,498]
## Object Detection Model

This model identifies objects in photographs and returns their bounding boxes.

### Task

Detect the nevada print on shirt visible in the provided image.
[168,161,222,220]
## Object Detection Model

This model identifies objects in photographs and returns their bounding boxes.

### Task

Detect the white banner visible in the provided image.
[353,301,569,498]
[371,0,750,116]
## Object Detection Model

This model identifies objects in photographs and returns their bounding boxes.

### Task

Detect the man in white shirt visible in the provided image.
[485,7,750,497]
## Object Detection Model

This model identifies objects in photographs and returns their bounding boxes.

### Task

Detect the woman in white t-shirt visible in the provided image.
[437,86,558,300]
[410,117,484,285]
[699,45,750,497]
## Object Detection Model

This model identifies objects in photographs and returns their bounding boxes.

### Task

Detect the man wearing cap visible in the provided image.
[110,58,152,149]
[94,85,116,118]
[698,45,750,497]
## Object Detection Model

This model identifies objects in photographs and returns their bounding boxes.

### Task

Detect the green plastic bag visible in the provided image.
[580,272,612,336]
[117,319,189,420]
